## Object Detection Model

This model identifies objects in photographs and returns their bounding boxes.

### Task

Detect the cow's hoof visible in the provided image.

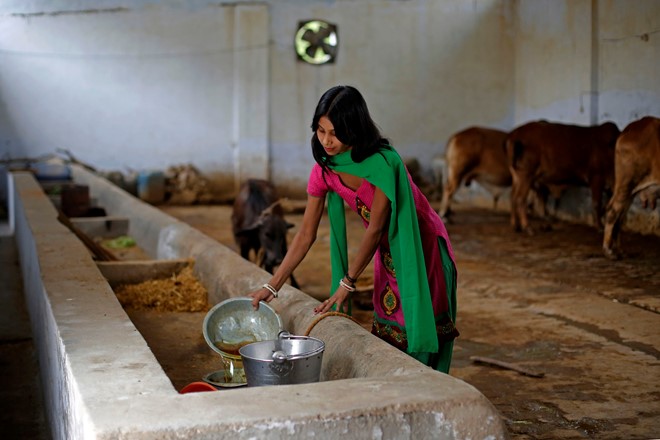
[438,208,452,223]
[439,213,452,224]
[602,247,621,260]
[524,227,535,236]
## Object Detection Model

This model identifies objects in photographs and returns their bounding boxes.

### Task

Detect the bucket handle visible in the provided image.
[272,331,324,363]
[272,331,291,363]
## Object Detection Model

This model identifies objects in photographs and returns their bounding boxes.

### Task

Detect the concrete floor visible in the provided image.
[160,203,660,440]
[0,231,50,439]
[3,197,659,440]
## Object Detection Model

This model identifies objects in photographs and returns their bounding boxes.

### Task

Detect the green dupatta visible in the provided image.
[325,145,439,354]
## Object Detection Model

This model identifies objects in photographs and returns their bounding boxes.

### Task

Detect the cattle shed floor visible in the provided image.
[3,202,657,439]
[156,203,660,440]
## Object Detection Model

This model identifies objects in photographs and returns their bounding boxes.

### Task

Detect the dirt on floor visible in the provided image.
[109,203,659,440]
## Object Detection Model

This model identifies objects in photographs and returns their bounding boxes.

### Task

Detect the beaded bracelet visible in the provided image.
[344,272,357,284]
[262,283,278,298]
[339,278,356,292]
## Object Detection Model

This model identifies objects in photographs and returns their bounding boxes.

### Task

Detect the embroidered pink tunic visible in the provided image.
[307,163,457,350]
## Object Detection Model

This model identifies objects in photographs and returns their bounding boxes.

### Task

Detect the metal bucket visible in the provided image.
[239,332,325,387]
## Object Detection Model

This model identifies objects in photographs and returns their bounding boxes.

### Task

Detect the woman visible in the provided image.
[249,85,459,372]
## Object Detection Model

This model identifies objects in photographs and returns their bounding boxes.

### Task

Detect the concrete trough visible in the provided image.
[97,259,193,288]
[71,216,130,239]
[10,166,507,439]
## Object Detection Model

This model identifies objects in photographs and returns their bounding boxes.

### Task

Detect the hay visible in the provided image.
[114,265,209,312]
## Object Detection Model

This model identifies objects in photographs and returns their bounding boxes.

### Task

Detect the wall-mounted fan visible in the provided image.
[294,20,338,65]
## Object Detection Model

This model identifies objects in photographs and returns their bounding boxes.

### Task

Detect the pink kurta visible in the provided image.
[307,163,457,351]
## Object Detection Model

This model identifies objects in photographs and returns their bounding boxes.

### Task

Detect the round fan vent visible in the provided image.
[294,20,338,65]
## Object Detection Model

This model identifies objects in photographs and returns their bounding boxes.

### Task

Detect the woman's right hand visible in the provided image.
[249,286,275,310]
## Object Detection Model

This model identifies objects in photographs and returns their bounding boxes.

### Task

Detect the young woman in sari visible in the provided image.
[249,85,459,372]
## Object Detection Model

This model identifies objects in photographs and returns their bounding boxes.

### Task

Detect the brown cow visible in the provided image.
[506,120,620,234]
[438,126,562,221]
[602,116,660,259]
[231,179,299,287]
[438,127,511,218]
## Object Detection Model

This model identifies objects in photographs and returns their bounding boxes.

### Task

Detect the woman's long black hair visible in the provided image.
[311,85,389,170]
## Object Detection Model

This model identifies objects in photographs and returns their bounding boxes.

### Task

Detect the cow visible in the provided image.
[231,179,299,288]
[602,116,660,259]
[438,126,511,219]
[437,126,561,221]
[506,120,620,235]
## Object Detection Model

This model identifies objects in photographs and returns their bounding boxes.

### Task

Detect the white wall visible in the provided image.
[598,0,660,126]
[0,0,658,200]
[0,0,515,198]
[513,0,596,125]
[0,1,268,198]
[268,0,515,194]
[512,0,660,128]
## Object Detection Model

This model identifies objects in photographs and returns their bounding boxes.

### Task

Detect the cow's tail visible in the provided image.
[444,135,455,161]
[508,139,525,171]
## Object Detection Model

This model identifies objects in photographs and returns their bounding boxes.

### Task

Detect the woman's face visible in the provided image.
[316,116,350,156]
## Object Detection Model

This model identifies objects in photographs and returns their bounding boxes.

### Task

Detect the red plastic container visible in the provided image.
[179,381,217,394]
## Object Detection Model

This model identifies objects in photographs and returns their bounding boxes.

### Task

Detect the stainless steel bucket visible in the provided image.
[239,332,325,387]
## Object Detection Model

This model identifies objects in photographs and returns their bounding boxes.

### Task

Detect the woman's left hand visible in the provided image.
[313,287,350,314]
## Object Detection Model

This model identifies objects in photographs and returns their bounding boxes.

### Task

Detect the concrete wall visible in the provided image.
[0,1,268,196]
[512,0,660,127]
[513,0,596,125]
[0,0,515,199]
[268,0,516,194]
[10,166,506,439]
[598,0,660,125]
[12,172,174,439]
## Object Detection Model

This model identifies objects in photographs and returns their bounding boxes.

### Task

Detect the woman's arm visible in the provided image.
[314,186,391,314]
[250,193,326,308]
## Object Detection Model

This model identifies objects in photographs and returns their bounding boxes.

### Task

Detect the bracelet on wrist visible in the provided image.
[344,272,357,284]
[262,283,278,298]
[339,278,356,292]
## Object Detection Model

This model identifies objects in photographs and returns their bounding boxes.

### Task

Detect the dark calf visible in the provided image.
[231,179,299,287]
